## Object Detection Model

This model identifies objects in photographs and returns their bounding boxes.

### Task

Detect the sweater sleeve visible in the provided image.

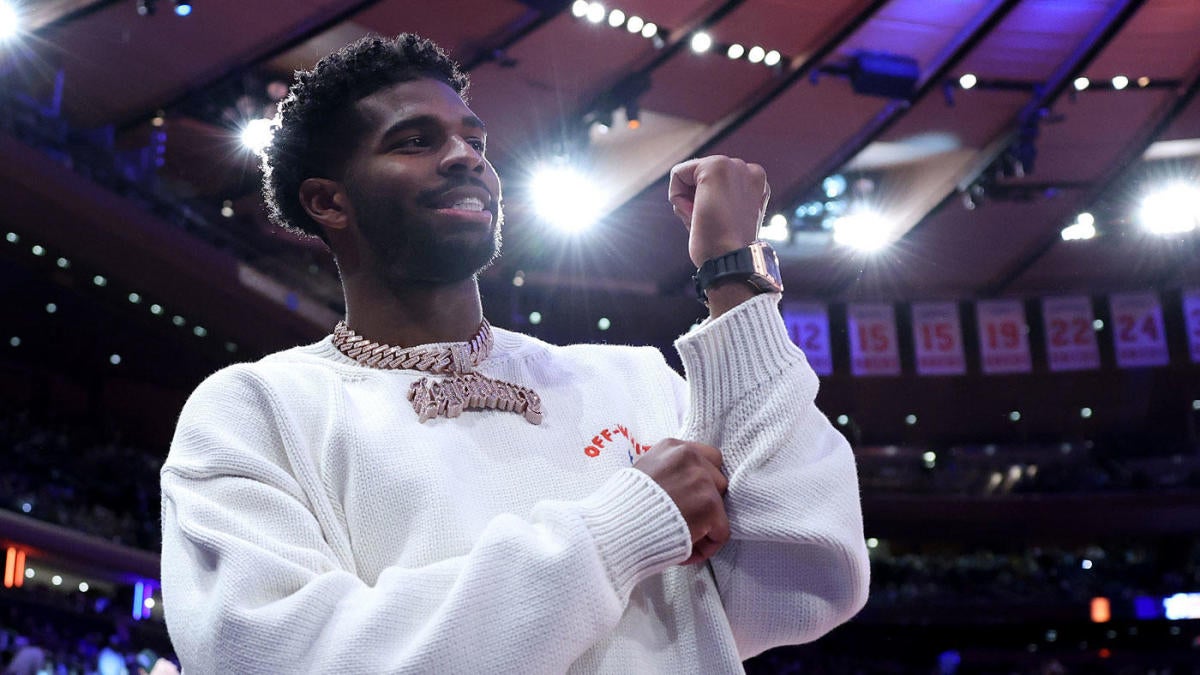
[159,367,691,674]
[672,293,871,658]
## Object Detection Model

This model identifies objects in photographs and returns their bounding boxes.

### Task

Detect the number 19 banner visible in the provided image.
[1041,296,1100,372]
[911,301,966,375]
[976,299,1032,374]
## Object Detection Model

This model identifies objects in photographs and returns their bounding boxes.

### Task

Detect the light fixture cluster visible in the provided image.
[570,1,658,40]
[568,2,784,69]
[0,1,20,42]
[136,0,194,17]
[1060,181,1200,242]
[4,230,238,357]
[955,72,1165,93]
[772,173,895,252]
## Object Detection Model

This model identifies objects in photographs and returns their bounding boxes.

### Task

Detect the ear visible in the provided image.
[299,178,353,234]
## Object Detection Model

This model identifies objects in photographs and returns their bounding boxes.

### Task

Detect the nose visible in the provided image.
[439,136,485,175]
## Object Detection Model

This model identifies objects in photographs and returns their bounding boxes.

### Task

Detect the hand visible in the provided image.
[633,438,730,565]
[667,156,770,268]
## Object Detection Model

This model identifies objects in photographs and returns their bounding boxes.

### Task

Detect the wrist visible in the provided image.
[703,280,759,319]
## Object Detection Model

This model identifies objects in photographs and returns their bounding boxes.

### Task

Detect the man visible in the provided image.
[160,34,868,673]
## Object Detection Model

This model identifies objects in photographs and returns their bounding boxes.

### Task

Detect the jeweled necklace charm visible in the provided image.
[331,320,543,425]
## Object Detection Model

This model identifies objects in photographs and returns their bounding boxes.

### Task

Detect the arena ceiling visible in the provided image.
[3,0,1199,366]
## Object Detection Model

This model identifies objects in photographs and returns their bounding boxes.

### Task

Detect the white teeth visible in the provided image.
[450,197,485,211]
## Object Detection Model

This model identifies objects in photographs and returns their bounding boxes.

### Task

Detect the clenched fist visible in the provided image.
[667,156,770,268]
[634,438,730,566]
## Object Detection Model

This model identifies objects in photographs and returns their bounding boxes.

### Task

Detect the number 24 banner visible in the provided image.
[1110,292,1169,368]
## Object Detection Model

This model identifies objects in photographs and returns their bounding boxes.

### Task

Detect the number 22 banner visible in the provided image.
[847,303,901,376]
[1041,296,1100,372]
[782,302,833,375]
[976,299,1032,374]
[911,301,966,375]
[1110,291,1169,368]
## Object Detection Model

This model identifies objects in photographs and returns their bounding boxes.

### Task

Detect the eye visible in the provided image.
[391,136,430,151]
[467,138,486,153]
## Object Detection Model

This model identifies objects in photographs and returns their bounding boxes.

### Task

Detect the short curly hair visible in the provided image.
[262,34,469,242]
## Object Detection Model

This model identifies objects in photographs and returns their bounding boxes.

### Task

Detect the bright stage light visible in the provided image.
[831,209,892,252]
[0,1,19,41]
[240,118,275,154]
[640,22,657,39]
[1073,76,1090,91]
[570,0,588,18]
[747,46,765,64]
[530,164,605,234]
[1138,183,1200,235]
[760,214,789,242]
[625,16,643,33]
[959,73,977,90]
[173,1,192,17]
[690,32,712,53]
[726,44,744,59]
[607,9,624,27]
[763,50,781,67]
[585,2,605,24]
[1111,75,1129,90]
[1061,221,1096,241]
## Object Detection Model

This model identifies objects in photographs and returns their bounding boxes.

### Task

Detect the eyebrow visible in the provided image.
[378,114,487,141]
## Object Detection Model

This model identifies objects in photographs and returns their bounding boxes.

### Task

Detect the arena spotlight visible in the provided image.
[726,43,745,59]
[607,8,624,27]
[1073,76,1090,91]
[240,118,275,154]
[958,73,977,89]
[0,1,20,41]
[530,163,605,234]
[1111,75,1129,90]
[763,50,781,67]
[570,0,588,17]
[136,0,156,16]
[747,46,765,64]
[173,1,192,16]
[625,15,643,33]
[585,2,605,24]
[640,22,657,39]
[690,31,712,53]
[1138,182,1200,235]
[760,213,789,242]
[831,209,892,252]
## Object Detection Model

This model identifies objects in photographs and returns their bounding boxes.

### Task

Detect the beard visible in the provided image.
[351,182,503,287]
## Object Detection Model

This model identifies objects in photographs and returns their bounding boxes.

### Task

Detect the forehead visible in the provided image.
[353,78,478,136]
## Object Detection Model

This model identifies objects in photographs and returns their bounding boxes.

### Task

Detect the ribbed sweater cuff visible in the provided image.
[576,468,692,600]
[674,293,809,430]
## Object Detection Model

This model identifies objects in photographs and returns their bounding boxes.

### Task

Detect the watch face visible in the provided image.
[750,242,784,293]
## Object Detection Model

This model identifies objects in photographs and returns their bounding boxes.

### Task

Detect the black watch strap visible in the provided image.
[692,241,783,303]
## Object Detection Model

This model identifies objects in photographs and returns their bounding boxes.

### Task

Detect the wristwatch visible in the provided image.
[693,240,783,304]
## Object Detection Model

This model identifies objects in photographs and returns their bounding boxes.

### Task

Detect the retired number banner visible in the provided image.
[975,299,1032,374]
[911,301,966,375]
[1041,296,1100,372]
[1184,288,1200,364]
[782,302,833,376]
[1110,292,1169,368]
[847,303,901,376]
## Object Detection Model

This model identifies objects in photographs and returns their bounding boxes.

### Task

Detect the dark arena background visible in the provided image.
[2,0,1200,673]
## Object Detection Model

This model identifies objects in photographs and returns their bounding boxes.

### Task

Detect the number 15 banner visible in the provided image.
[911,301,966,375]
[847,303,901,376]
[1041,296,1100,372]
[976,299,1032,374]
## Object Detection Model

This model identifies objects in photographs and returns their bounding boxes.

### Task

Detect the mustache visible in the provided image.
[416,177,496,207]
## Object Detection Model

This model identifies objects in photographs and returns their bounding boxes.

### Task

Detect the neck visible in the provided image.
[341,273,484,348]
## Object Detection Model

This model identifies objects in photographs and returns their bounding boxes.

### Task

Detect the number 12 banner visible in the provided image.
[847,303,901,376]
[1110,292,1169,368]
[1184,288,1200,364]
[782,302,833,376]
[1041,296,1100,372]
[976,299,1032,374]
[911,301,966,375]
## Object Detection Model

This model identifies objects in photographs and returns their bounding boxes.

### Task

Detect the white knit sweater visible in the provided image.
[160,294,869,673]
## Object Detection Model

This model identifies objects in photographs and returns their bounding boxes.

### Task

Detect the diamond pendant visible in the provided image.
[407,372,544,425]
